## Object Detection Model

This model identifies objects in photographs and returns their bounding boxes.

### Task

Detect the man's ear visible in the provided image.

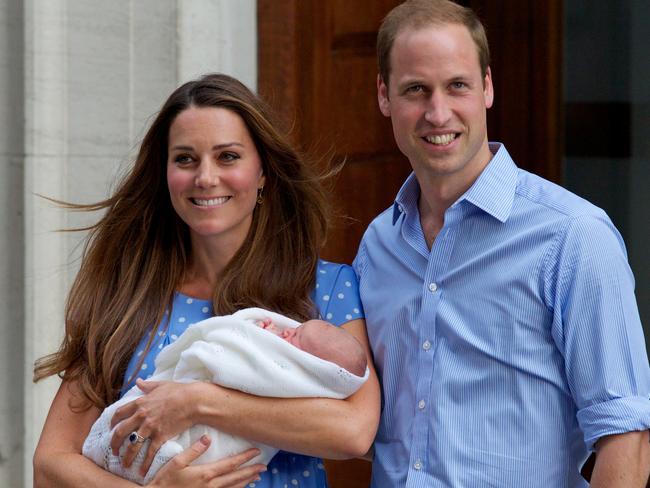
[377,74,391,117]
[483,67,494,109]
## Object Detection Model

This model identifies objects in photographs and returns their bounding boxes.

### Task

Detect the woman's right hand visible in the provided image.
[148,436,266,488]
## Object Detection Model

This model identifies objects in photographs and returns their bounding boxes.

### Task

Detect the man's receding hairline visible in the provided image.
[384,21,487,87]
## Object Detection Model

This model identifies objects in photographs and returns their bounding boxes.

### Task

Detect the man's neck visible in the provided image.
[416,146,494,248]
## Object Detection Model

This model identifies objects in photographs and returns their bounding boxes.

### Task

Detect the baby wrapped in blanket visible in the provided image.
[82,307,369,485]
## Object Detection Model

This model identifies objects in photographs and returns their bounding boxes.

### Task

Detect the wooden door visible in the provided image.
[258,0,408,265]
[258,1,562,486]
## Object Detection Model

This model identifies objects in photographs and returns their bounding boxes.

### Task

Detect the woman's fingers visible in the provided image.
[149,440,266,488]
[168,435,213,467]
[206,447,262,477]
[121,430,153,468]
[140,435,164,476]
[111,398,139,429]
[208,464,266,488]
[204,448,266,488]
[110,413,143,456]
[136,378,161,393]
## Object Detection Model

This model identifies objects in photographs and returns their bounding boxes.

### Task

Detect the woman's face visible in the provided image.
[167,106,265,252]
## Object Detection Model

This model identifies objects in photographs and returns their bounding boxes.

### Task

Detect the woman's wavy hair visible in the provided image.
[33,73,331,408]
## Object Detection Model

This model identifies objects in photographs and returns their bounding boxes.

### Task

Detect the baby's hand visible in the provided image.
[259,318,275,330]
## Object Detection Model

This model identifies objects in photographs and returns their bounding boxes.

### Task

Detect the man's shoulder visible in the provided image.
[515,169,608,222]
[359,205,397,246]
[367,205,396,228]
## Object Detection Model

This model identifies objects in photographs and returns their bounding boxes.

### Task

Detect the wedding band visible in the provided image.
[129,431,147,445]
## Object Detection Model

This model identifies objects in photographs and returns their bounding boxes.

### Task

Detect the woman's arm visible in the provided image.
[34,380,141,487]
[112,319,381,472]
[34,379,266,487]
[195,318,381,457]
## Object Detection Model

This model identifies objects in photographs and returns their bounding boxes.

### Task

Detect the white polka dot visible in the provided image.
[291,480,298,486]
[323,295,330,301]
[158,344,163,349]
[317,463,324,469]
[248,483,255,488]
[186,298,193,304]
[326,313,333,320]
[171,334,178,341]
[346,314,352,320]
[337,293,344,299]
[271,468,278,474]
[202,306,209,313]
[353,308,360,314]
[141,364,148,370]
[345,281,351,287]
[316,283,320,289]
[137,350,143,356]
[158,331,164,336]
[178,316,186,323]
[319,269,326,274]
[146,374,151,379]
[302,470,310,477]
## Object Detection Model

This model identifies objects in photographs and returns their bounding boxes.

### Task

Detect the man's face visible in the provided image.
[378,23,494,185]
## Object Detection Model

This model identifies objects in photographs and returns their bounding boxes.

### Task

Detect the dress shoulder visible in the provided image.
[313,260,364,326]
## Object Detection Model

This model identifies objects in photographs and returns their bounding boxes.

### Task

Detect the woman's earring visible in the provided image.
[257,186,264,205]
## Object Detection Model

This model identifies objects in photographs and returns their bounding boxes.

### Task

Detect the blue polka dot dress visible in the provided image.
[121,260,365,487]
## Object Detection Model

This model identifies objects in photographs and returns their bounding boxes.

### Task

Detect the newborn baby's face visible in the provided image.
[260,318,332,354]
[283,320,332,352]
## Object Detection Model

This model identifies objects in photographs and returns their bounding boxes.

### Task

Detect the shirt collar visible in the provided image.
[461,143,518,223]
[393,172,420,225]
[392,142,518,225]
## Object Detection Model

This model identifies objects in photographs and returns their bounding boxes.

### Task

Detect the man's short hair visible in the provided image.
[377,0,490,85]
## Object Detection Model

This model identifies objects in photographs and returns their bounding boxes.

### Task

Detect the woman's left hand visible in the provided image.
[110,378,200,476]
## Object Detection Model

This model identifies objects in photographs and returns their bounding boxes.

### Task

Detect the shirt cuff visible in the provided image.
[577,396,650,451]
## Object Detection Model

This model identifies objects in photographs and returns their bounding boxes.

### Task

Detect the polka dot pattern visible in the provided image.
[311,261,364,327]
[121,259,365,487]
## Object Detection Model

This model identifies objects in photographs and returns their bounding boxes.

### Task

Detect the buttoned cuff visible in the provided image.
[577,396,650,451]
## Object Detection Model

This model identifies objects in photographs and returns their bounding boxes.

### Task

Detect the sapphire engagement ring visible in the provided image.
[128,431,147,445]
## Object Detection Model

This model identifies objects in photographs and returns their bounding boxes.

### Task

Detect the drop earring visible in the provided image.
[257,186,264,205]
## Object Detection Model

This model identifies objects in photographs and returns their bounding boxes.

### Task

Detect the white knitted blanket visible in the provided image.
[82,307,369,485]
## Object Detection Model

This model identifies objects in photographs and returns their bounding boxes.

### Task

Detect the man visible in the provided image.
[353,0,650,486]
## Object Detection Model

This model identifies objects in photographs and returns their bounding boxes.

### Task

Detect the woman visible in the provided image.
[33,73,380,488]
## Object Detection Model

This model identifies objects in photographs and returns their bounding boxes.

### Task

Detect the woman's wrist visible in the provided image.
[189,381,225,426]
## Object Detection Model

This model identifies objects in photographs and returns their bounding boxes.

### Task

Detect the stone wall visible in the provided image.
[0,1,256,486]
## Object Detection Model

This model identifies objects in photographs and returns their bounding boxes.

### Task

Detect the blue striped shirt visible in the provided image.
[354,143,650,487]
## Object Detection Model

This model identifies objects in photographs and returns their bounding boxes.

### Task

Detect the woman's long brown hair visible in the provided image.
[33,74,331,408]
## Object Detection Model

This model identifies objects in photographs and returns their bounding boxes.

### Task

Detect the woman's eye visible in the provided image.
[174,154,193,165]
[220,152,240,162]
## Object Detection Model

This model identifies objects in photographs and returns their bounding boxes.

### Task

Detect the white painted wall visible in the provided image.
[0,1,256,486]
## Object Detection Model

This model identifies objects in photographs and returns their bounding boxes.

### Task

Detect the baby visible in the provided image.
[83,308,369,485]
[258,317,367,376]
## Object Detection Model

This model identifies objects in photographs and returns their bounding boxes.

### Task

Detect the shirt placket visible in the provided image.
[406,203,463,486]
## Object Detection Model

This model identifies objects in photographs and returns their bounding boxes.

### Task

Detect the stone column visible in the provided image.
[17,1,256,486]
[0,0,26,486]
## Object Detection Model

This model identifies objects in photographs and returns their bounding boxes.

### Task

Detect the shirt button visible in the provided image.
[428,282,438,293]
[418,399,426,410]
[422,340,431,351]
[414,460,423,470]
